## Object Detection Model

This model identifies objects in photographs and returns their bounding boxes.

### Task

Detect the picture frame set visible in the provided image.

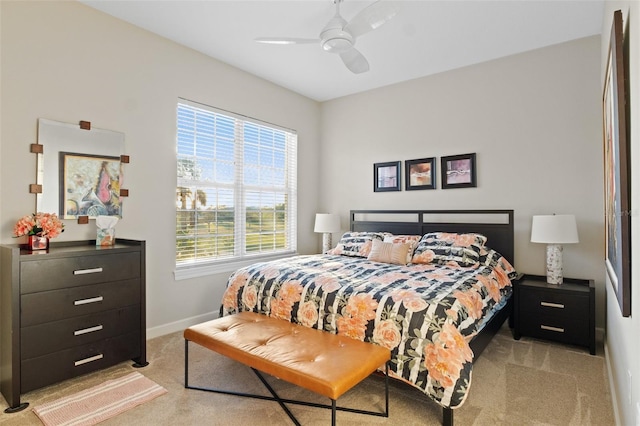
[374,153,476,192]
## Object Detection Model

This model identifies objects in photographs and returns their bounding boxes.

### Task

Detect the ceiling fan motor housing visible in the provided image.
[321,29,354,53]
[320,13,353,53]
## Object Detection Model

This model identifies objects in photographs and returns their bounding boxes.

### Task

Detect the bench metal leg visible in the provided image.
[184,339,389,424]
[443,406,453,426]
[331,399,337,426]
[251,367,300,426]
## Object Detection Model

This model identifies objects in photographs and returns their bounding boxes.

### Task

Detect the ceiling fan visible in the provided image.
[255,0,399,74]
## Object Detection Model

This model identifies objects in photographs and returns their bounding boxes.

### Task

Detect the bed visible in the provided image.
[220,209,517,425]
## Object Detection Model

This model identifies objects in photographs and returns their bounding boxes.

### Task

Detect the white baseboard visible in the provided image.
[146,311,219,340]
[604,341,622,426]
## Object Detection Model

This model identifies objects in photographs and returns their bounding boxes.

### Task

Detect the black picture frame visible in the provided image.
[441,153,477,189]
[405,158,436,190]
[374,161,401,192]
[603,10,631,317]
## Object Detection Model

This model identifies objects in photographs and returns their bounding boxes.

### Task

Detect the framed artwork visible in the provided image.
[441,153,476,189]
[603,10,631,317]
[59,152,123,219]
[374,161,401,192]
[405,158,436,190]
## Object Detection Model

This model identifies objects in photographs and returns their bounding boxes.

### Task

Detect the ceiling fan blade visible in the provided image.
[339,47,370,74]
[254,37,319,45]
[344,1,399,38]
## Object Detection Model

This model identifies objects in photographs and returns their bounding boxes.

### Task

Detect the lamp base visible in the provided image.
[546,244,563,285]
[322,233,332,254]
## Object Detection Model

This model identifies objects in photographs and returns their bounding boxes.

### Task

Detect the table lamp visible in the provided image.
[530,214,579,285]
[314,213,340,253]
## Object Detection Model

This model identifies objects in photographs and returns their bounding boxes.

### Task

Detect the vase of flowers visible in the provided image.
[13,212,65,250]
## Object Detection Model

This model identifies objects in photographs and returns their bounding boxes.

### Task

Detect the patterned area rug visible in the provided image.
[32,372,167,426]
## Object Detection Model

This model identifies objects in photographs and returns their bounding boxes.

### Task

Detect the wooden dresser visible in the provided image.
[0,239,147,412]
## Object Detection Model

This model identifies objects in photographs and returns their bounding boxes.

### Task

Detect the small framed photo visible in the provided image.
[441,153,477,189]
[405,158,436,190]
[374,161,401,192]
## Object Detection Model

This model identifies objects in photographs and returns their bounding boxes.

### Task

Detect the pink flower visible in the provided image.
[12,212,64,238]
[336,315,368,340]
[373,319,401,350]
[297,301,319,327]
[345,293,378,321]
[241,285,258,310]
[423,343,464,388]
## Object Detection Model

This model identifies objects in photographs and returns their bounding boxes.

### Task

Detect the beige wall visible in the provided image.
[320,36,604,325]
[601,3,640,425]
[0,1,321,336]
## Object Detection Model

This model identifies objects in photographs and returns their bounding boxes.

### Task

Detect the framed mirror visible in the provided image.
[36,119,125,220]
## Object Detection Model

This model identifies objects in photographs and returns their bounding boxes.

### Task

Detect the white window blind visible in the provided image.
[176,100,297,273]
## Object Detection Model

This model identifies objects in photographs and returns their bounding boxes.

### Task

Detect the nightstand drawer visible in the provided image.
[20,252,141,294]
[519,315,588,346]
[519,288,588,318]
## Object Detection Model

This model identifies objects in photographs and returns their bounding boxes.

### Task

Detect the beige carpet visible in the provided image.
[0,324,615,425]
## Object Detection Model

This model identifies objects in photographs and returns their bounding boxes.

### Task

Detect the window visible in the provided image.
[176,100,297,276]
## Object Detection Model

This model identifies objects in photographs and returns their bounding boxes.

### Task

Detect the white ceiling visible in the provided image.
[80,0,604,102]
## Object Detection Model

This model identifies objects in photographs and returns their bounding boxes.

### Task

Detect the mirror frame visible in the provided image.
[33,118,127,223]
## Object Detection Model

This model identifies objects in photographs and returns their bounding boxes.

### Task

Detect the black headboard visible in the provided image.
[350,209,515,265]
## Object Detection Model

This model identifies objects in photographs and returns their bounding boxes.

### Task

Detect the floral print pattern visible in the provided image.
[220,248,517,409]
[411,232,487,267]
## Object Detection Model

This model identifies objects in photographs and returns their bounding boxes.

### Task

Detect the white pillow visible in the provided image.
[383,235,421,264]
[367,239,411,265]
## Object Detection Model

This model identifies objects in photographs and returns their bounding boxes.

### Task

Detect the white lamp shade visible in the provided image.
[530,214,579,244]
[314,213,340,233]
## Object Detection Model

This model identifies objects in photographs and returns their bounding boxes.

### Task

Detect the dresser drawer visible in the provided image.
[518,287,588,318]
[21,331,140,393]
[21,306,140,359]
[21,279,141,326]
[518,315,589,346]
[20,252,140,294]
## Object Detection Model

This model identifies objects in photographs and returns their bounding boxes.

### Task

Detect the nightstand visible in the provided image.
[513,274,595,355]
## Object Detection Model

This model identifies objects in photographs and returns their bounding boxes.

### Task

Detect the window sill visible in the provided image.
[174,251,298,280]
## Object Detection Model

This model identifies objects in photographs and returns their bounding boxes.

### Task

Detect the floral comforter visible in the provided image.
[220,249,517,409]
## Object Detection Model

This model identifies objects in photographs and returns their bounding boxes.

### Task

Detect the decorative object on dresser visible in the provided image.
[513,274,595,355]
[314,213,340,253]
[530,214,579,285]
[12,212,65,251]
[0,239,147,413]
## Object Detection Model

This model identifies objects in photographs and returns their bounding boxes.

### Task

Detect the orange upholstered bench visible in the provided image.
[184,311,391,425]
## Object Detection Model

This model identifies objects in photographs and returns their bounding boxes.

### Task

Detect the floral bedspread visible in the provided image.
[220,249,517,409]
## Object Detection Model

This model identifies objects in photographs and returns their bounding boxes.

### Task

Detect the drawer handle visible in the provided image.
[73,267,104,275]
[74,325,103,336]
[74,354,104,367]
[74,296,104,306]
[540,301,564,309]
[541,325,565,333]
